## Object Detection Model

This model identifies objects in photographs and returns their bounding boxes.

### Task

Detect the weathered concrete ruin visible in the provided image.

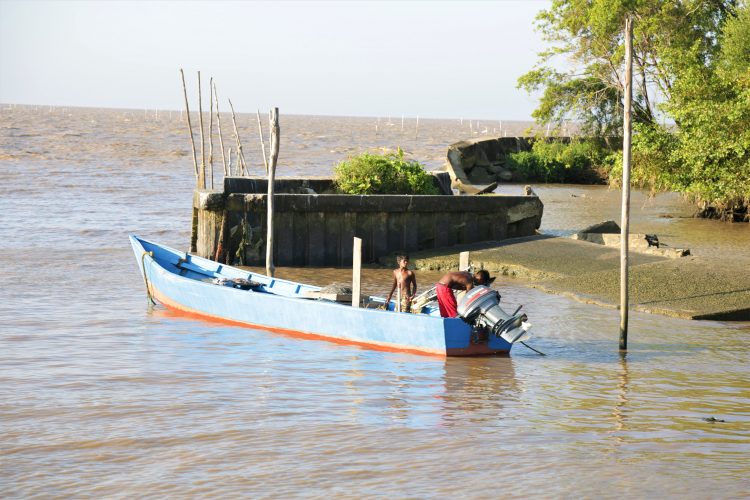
[193,174,544,266]
[445,136,535,188]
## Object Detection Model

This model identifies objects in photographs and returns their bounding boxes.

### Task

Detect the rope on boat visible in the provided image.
[141,251,156,305]
[520,341,546,356]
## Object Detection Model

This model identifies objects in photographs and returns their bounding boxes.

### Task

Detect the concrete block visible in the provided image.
[324,214,341,266]
[292,212,308,266]
[308,212,326,266]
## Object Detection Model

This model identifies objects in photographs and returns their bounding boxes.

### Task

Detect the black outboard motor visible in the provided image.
[457,286,531,344]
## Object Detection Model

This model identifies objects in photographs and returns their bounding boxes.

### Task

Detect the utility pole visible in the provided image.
[620,15,633,351]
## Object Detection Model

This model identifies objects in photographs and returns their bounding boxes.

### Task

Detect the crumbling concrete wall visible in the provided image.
[194,176,544,266]
[446,136,538,185]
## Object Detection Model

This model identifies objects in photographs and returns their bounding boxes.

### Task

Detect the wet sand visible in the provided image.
[410,234,750,320]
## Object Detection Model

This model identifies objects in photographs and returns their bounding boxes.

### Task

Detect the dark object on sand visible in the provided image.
[645,234,660,248]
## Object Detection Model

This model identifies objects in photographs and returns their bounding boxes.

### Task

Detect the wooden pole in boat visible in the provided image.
[213,82,228,176]
[257,109,269,174]
[179,69,199,182]
[208,77,216,189]
[266,107,280,277]
[207,77,214,190]
[197,71,206,189]
[228,99,248,176]
[459,251,470,271]
[352,237,362,308]
[181,69,201,253]
[619,15,633,351]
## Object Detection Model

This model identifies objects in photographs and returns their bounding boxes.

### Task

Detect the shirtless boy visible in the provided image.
[436,270,494,318]
[385,254,417,312]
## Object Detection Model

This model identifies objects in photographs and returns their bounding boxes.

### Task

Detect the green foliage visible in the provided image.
[518,68,624,137]
[334,148,439,195]
[519,0,749,218]
[507,139,616,183]
[519,1,736,135]
[624,4,750,217]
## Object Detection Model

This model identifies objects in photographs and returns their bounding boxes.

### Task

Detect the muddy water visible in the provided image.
[1,106,748,497]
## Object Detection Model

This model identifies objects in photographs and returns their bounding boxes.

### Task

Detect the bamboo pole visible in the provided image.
[179,69,199,181]
[620,15,634,351]
[212,82,228,176]
[214,210,229,263]
[256,109,269,174]
[415,115,419,140]
[352,237,362,308]
[266,107,280,277]
[228,99,248,175]
[208,77,214,189]
[197,71,206,189]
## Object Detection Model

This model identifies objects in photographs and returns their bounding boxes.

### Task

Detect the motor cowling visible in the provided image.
[456,285,531,344]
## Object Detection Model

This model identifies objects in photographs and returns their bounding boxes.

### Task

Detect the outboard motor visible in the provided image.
[457,286,531,344]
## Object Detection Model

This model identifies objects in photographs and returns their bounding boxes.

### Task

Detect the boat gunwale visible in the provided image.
[131,234,459,325]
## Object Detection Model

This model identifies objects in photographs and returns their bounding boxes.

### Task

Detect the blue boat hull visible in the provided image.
[130,235,512,357]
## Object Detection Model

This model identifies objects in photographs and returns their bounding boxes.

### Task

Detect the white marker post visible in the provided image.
[459,251,470,271]
[352,237,362,308]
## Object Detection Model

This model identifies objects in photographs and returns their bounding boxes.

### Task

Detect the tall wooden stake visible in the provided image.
[266,108,280,277]
[197,71,206,189]
[352,237,362,308]
[228,99,248,175]
[212,82,228,176]
[620,15,633,351]
[208,77,214,189]
[179,69,199,182]
[257,109,269,174]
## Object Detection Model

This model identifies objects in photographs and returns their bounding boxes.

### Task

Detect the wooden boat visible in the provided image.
[130,234,515,356]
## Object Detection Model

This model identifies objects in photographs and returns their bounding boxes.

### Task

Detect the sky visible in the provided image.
[0,0,551,120]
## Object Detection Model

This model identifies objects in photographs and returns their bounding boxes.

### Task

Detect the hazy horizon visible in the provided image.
[0,101,541,123]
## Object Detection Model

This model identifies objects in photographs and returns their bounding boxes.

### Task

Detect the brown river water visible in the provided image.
[1,105,748,498]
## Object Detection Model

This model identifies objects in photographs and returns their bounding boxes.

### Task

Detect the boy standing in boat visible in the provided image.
[436,270,494,318]
[385,254,417,312]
